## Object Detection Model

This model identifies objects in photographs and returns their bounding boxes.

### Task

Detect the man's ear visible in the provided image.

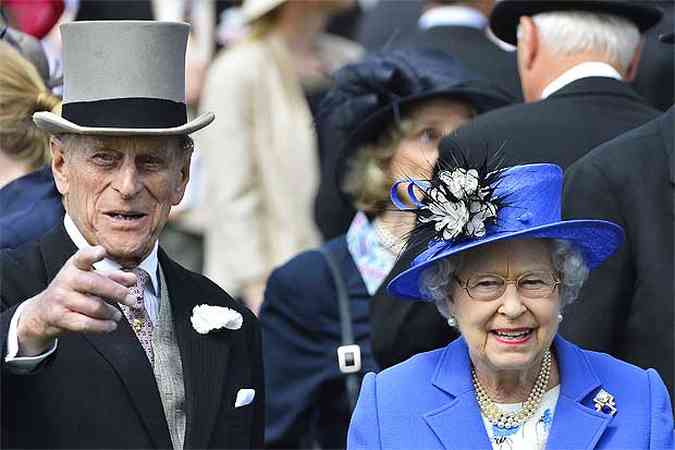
[171,151,192,206]
[624,38,644,82]
[518,16,539,72]
[50,136,70,196]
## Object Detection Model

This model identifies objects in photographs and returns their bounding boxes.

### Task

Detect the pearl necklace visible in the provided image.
[372,219,405,254]
[472,349,552,429]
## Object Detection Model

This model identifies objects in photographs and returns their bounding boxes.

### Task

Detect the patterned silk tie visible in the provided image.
[120,268,154,366]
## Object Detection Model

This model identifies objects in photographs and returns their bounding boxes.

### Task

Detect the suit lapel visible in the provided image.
[40,224,173,449]
[546,336,615,450]
[159,250,232,450]
[422,339,492,449]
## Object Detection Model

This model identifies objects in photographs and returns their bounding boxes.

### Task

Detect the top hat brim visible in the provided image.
[490,1,663,45]
[33,111,215,136]
[388,219,624,301]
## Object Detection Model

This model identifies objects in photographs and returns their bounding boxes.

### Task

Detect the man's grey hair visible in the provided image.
[419,239,589,319]
[521,11,641,74]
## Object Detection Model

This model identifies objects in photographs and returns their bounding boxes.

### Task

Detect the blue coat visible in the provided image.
[348,335,673,449]
[261,237,379,448]
[0,166,64,250]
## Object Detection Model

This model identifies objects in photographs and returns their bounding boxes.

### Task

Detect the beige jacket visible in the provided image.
[197,32,361,296]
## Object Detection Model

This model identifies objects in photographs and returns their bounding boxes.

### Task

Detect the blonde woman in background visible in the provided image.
[197,0,362,313]
[0,40,63,249]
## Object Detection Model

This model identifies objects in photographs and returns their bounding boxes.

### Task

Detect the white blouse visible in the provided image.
[481,386,561,450]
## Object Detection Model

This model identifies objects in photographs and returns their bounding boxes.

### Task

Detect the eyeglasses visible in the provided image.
[453,271,560,302]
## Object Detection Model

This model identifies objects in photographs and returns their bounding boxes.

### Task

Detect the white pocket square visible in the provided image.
[234,388,255,408]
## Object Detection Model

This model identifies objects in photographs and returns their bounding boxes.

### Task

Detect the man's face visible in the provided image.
[52,135,191,267]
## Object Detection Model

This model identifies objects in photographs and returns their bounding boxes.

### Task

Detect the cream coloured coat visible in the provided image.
[197,31,361,297]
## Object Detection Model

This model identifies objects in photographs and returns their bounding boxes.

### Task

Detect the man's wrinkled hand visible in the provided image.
[16,246,139,356]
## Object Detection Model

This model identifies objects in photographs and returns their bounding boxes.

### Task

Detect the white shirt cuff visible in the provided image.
[5,302,57,374]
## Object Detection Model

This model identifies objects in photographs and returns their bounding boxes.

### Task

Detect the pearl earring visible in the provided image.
[557,313,564,322]
[447,315,457,327]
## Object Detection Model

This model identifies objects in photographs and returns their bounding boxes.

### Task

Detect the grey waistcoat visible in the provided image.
[152,266,187,450]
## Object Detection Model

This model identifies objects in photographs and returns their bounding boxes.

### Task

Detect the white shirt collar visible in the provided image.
[418,5,487,31]
[63,214,159,295]
[541,62,622,99]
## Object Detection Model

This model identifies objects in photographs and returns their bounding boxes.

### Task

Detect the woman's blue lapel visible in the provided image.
[546,335,615,450]
[422,336,615,450]
[422,338,492,450]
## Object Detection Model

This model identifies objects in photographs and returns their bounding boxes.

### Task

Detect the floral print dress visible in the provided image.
[480,386,560,450]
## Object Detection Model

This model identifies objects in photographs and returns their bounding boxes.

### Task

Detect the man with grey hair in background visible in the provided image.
[369,0,666,371]
[447,0,663,169]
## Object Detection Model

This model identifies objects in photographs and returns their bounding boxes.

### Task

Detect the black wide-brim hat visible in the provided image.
[491,0,663,45]
[321,48,514,198]
[33,21,214,136]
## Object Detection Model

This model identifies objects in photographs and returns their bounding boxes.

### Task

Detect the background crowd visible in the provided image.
[0,0,673,449]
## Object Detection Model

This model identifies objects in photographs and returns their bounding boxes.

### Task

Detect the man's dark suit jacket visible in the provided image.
[370,76,661,370]
[561,108,674,397]
[403,25,522,101]
[0,224,264,449]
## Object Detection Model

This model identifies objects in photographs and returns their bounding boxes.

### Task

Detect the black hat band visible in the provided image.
[62,98,187,129]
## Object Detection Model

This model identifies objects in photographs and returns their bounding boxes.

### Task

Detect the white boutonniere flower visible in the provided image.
[191,305,243,334]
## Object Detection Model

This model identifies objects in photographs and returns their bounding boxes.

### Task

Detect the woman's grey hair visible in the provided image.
[523,11,640,74]
[419,239,590,320]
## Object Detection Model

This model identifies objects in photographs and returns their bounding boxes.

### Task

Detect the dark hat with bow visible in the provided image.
[320,48,514,196]
[491,0,663,45]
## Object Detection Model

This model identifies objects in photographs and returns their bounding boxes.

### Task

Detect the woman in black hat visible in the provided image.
[260,48,512,449]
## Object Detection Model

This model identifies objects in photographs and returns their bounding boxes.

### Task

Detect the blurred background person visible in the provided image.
[198,0,362,314]
[632,0,673,112]
[261,48,512,449]
[454,0,664,169]
[560,31,675,399]
[403,0,522,100]
[0,39,63,250]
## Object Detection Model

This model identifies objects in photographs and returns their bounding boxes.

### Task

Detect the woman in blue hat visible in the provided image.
[347,137,674,449]
[260,48,512,449]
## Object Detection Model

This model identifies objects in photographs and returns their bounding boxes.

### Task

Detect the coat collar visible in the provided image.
[549,76,646,105]
[423,335,615,450]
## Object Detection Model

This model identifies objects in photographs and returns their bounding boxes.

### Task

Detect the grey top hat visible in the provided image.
[33,21,214,136]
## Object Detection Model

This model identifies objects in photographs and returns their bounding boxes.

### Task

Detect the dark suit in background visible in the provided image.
[403,25,522,100]
[452,77,660,168]
[370,76,660,370]
[632,1,674,111]
[561,108,674,398]
[355,0,423,51]
[0,224,264,449]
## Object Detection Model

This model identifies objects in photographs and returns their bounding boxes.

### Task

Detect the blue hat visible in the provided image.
[388,163,624,301]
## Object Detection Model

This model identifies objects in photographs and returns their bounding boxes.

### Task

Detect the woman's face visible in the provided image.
[448,239,562,378]
[388,98,474,182]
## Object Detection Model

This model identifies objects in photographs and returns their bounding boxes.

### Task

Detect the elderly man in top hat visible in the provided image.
[368,0,666,370]
[0,21,264,449]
